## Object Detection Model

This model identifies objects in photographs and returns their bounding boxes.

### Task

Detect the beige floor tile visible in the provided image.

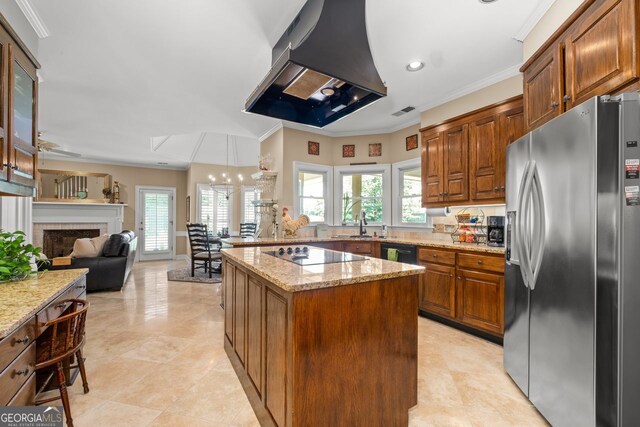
[120,335,196,363]
[72,400,160,427]
[149,412,221,427]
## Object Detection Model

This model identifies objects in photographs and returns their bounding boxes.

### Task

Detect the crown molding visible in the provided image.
[513,0,556,42]
[39,152,189,171]
[258,122,283,142]
[14,0,49,38]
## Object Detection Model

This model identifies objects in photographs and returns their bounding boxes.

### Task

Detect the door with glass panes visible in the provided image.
[137,187,175,261]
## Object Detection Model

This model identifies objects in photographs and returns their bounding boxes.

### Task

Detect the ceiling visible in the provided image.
[28,0,553,168]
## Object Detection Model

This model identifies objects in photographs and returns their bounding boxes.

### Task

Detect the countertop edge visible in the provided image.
[221,252,424,293]
[0,268,89,339]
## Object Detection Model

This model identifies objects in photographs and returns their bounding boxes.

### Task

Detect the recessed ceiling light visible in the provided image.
[320,87,335,97]
[406,61,424,72]
[478,0,498,3]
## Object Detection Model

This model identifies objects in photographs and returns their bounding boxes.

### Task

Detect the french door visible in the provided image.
[136,186,175,261]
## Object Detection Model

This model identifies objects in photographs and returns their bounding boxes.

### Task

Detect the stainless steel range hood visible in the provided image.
[244,0,387,128]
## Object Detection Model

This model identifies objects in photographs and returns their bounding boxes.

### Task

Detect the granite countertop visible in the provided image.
[221,236,505,255]
[0,268,89,339]
[221,246,424,292]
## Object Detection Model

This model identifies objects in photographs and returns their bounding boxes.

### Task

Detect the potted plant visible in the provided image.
[102,187,112,203]
[0,231,47,282]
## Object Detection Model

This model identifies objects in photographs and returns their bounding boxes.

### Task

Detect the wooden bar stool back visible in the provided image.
[35,299,90,427]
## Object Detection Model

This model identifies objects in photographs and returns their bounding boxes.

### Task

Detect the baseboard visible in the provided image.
[175,254,190,262]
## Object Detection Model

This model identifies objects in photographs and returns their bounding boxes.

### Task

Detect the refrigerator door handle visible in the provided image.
[516,161,534,288]
[528,163,546,290]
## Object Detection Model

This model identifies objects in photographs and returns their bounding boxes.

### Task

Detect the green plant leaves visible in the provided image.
[0,230,46,282]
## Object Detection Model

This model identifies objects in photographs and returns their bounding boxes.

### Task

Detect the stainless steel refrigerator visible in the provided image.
[504,93,640,427]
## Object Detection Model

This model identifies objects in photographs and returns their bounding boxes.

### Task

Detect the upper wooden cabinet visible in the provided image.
[521,0,638,131]
[0,14,39,196]
[421,96,524,208]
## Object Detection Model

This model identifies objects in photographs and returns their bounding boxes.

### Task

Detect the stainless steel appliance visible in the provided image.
[504,93,640,426]
[264,246,367,266]
[380,243,417,264]
[486,216,505,247]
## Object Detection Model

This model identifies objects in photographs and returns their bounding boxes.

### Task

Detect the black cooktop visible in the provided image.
[263,246,367,266]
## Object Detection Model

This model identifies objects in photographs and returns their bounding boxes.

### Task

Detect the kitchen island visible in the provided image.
[221,246,424,427]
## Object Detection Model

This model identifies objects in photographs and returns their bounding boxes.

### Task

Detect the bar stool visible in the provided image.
[35,299,90,427]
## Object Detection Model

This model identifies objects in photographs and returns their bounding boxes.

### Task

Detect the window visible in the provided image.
[197,184,232,234]
[293,162,333,224]
[241,186,257,224]
[392,159,429,226]
[334,165,391,225]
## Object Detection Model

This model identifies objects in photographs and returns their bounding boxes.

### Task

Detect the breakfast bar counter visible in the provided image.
[221,246,423,427]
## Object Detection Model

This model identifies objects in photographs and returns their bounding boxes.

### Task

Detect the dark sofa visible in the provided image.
[44,231,137,292]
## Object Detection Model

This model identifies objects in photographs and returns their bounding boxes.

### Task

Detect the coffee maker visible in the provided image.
[487,216,505,247]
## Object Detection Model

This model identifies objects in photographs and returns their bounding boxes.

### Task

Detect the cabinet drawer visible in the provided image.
[0,318,36,371]
[36,277,86,335]
[7,372,35,406]
[457,253,504,273]
[418,248,455,266]
[0,342,35,405]
[343,242,373,255]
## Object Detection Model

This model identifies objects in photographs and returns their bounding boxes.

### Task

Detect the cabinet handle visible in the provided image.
[443,192,448,196]
[13,368,29,377]
[457,276,462,280]
[501,186,505,191]
[563,95,571,103]
[432,254,437,258]
[449,274,453,278]
[552,101,559,109]
[477,260,483,264]
[493,186,499,191]
[76,285,86,289]
[55,302,66,309]
[13,335,29,345]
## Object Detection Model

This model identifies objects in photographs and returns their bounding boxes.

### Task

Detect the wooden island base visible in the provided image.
[223,257,419,427]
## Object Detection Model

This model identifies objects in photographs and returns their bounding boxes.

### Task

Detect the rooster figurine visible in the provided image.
[282,207,310,238]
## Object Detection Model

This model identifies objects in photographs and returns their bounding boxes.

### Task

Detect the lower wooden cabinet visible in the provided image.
[224,261,234,344]
[419,261,456,319]
[456,269,504,336]
[234,268,248,365]
[265,290,287,427]
[246,276,263,394]
[419,247,505,338]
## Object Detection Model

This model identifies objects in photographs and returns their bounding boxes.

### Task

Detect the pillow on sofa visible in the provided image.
[70,234,110,258]
[102,233,126,257]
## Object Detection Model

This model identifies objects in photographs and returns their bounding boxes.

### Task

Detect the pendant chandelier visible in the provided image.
[208,135,243,200]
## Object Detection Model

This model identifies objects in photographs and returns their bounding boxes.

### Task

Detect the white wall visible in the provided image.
[0,2,39,56]
[0,197,33,243]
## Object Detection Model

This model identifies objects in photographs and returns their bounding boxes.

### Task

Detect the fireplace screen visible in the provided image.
[43,229,101,258]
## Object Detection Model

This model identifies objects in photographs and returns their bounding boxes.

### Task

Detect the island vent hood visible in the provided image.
[244,0,387,128]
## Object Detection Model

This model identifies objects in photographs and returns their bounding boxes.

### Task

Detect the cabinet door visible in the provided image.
[342,241,372,255]
[422,131,444,206]
[469,115,500,201]
[456,269,504,336]
[419,261,456,319]
[234,268,248,365]
[564,0,636,108]
[523,46,563,131]
[443,124,469,203]
[247,276,263,395]
[224,261,235,344]
[0,31,9,182]
[310,242,343,252]
[265,289,287,427]
[8,44,37,188]
[498,105,524,195]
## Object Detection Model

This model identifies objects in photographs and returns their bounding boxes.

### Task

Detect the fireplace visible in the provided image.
[43,229,101,258]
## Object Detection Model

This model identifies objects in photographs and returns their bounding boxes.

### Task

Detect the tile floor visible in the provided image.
[57,260,548,426]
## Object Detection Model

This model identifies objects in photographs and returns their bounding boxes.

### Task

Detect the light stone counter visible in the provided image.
[221,246,424,292]
[221,236,505,255]
[0,268,88,339]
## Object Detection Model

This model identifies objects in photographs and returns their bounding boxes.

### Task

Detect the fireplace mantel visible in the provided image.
[32,202,127,250]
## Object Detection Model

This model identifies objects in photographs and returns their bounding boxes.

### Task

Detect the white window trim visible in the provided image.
[334,164,391,226]
[392,158,431,227]
[196,183,233,234]
[293,161,334,225]
[240,185,256,224]
[134,185,176,261]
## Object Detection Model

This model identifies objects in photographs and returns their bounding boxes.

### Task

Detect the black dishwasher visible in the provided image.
[380,243,417,264]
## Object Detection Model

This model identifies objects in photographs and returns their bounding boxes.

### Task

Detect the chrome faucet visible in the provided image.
[359,210,368,236]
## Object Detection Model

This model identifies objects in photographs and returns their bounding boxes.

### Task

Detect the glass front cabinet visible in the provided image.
[0,14,39,196]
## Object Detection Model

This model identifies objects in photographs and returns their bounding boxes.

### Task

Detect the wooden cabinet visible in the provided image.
[0,14,39,196]
[246,276,263,394]
[421,96,524,208]
[265,289,287,427]
[224,261,234,344]
[234,268,247,365]
[522,0,639,131]
[418,247,505,338]
[342,241,373,255]
[456,269,504,336]
[310,242,344,252]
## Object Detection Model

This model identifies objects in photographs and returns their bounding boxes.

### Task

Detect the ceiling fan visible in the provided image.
[37,132,82,158]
